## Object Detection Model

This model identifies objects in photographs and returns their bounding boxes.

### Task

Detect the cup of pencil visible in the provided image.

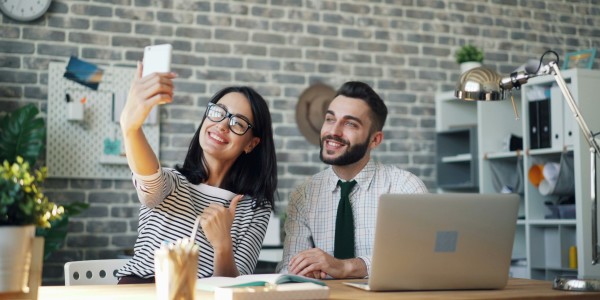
[155,238,198,300]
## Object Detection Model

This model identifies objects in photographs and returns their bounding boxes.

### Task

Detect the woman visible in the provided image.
[116,62,277,284]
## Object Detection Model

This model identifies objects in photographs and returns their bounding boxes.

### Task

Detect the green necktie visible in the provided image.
[334,179,357,259]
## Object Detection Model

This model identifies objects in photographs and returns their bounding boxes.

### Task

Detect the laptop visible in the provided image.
[344,193,519,291]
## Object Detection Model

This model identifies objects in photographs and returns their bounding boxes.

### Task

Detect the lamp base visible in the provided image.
[553,276,600,292]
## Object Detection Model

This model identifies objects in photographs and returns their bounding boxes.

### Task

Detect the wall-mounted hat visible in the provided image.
[295,83,336,145]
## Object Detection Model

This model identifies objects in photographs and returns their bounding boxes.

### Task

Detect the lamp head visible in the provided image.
[454,66,505,101]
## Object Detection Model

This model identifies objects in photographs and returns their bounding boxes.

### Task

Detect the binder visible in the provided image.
[551,83,576,148]
[529,101,540,149]
[550,85,565,151]
[529,99,551,150]
[538,99,551,149]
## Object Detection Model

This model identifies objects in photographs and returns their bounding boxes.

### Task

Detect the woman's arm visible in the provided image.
[120,62,176,175]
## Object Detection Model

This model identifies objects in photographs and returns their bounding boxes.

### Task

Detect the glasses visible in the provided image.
[204,103,254,136]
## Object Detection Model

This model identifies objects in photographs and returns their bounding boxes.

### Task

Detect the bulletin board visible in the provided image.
[46,62,160,179]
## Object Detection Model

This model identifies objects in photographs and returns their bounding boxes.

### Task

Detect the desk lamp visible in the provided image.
[454,50,600,292]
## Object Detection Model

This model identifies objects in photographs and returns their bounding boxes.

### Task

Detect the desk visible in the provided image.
[28,278,599,300]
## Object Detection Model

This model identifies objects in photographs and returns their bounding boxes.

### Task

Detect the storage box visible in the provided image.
[558,204,575,219]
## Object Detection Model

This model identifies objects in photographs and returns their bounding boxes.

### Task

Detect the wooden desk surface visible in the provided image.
[30,278,600,300]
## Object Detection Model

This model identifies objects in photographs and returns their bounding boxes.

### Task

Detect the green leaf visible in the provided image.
[63,202,90,215]
[36,215,70,260]
[0,104,46,166]
[35,201,89,260]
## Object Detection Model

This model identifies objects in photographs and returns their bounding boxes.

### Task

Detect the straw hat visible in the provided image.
[295,83,336,145]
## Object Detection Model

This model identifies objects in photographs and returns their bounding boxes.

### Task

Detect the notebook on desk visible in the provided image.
[344,193,519,291]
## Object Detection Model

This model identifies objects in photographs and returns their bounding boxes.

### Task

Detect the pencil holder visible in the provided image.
[155,240,198,300]
[67,101,84,121]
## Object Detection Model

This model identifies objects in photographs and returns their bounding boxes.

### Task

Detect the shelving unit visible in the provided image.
[435,68,600,281]
[435,92,478,192]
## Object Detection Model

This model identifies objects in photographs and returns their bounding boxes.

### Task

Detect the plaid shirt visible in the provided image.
[277,159,428,277]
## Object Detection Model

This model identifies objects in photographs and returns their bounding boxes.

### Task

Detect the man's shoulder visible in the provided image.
[376,162,410,176]
[300,167,331,186]
[375,162,428,192]
[290,167,332,197]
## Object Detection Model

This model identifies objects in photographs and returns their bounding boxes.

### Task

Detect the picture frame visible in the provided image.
[562,48,596,70]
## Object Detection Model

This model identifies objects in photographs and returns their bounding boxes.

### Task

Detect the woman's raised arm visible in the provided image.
[120,62,177,175]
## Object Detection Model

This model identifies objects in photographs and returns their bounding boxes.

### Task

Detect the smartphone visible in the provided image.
[142,44,172,78]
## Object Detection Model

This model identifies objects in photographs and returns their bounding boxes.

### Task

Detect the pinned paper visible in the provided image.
[63,56,104,90]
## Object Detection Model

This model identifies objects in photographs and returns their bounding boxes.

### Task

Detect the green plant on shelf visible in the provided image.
[455,44,484,64]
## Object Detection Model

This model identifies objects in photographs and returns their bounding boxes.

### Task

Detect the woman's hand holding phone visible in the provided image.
[120,44,175,133]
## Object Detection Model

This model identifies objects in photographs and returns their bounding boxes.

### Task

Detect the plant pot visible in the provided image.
[0,225,35,293]
[460,61,482,74]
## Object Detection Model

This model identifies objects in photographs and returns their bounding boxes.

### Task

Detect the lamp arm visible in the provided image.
[549,61,600,265]
[549,62,600,155]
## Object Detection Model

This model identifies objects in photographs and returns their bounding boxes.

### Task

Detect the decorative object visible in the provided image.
[0,0,52,22]
[455,50,600,292]
[455,44,484,73]
[563,49,596,70]
[295,83,336,145]
[0,104,88,298]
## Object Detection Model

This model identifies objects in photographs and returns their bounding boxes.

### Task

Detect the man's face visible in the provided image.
[319,95,375,166]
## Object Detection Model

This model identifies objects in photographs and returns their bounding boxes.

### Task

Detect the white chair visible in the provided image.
[258,212,283,264]
[64,259,129,285]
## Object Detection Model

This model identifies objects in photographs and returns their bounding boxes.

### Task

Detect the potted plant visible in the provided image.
[0,157,65,291]
[0,104,71,293]
[455,44,484,73]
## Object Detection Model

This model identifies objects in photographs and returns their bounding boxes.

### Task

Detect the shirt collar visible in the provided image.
[327,159,377,192]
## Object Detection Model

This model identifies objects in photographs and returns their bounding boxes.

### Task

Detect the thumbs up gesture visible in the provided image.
[200,195,243,250]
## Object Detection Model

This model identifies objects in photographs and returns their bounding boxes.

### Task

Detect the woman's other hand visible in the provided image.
[201,194,243,251]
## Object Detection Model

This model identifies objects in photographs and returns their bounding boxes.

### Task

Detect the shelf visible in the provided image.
[441,153,472,163]
[438,183,478,190]
[535,266,577,272]
[528,148,570,156]
[99,155,128,165]
[528,220,577,226]
[484,151,521,160]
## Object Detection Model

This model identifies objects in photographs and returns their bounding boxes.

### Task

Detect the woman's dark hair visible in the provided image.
[175,86,277,209]
[335,81,388,133]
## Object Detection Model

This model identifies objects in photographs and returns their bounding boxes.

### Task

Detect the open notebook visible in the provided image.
[197,274,329,300]
[344,193,519,291]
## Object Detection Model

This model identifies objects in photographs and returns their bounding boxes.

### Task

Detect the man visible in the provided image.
[276,81,428,279]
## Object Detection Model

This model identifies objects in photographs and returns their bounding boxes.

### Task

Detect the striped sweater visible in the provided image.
[117,167,271,279]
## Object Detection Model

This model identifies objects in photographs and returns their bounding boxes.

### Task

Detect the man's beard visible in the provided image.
[319,135,370,166]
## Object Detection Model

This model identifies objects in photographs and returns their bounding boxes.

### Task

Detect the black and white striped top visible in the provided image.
[117,167,271,279]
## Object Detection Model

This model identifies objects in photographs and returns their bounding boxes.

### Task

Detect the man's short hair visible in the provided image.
[335,81,388,132]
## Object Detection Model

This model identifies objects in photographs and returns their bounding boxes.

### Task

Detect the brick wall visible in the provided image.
[1,0,599,285]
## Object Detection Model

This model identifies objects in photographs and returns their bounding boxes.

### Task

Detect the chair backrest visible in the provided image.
[64,259,129,286]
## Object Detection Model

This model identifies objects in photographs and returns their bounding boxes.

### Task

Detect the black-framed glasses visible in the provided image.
[205,103,254,136]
